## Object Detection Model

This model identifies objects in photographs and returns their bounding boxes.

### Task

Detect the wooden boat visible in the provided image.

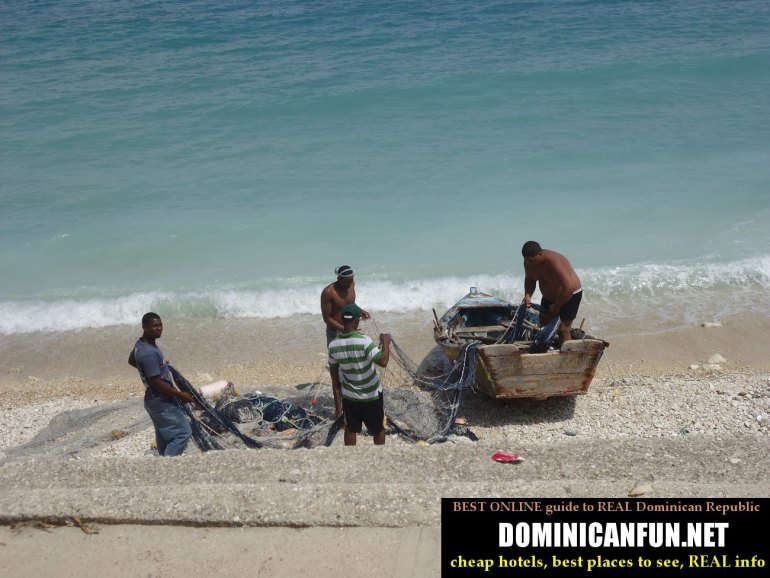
[432,287,609,400]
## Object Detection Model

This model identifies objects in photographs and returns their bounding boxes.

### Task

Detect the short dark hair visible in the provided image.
[142,312,161,327]
[522,241,542,257]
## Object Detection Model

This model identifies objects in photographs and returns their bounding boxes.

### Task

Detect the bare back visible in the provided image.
[524,249,581,302]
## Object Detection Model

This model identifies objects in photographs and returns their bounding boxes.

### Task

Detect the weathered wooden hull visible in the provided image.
[437,338,606,399]
[433,288,608,400]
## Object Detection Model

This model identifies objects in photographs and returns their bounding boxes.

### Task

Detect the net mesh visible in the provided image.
[168,336,482,451]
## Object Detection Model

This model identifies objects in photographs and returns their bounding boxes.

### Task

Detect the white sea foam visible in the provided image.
[584,255,770,295]
[1,257,768,335]
[2,0,768,339]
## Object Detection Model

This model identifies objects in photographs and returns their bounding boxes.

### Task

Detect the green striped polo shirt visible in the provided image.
[328,330,383,401]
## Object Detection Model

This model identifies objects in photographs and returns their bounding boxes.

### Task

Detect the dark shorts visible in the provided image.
[343,392,384,435]
[541,289,582,323]
[326,329,338,347]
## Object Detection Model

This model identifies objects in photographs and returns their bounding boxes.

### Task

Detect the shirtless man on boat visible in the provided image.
[320,265,370,346]
[521,241,582,347]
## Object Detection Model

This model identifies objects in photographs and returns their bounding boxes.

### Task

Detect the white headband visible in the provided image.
[335,265,354,278]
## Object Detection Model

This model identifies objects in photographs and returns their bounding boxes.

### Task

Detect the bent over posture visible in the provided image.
[327,303,390,445]
[521,241,582,346]
[128,312,194,456]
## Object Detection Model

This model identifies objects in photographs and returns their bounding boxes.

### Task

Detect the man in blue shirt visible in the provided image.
[128,312,194,456]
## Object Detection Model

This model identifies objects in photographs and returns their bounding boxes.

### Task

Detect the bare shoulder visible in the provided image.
[544,249,570,265]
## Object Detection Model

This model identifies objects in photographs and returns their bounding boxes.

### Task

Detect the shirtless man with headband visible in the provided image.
[521,241,582,346]
[320,265,370,346]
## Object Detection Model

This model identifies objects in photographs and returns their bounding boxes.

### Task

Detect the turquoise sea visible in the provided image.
[2,0,769,334]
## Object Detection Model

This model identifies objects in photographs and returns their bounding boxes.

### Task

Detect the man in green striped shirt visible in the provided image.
[328,303,391,445]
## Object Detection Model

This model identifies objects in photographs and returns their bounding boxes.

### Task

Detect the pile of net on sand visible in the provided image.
[169,337,481,451]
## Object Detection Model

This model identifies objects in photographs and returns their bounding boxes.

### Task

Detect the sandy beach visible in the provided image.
[1,311,769,577]
[4,0,769,575]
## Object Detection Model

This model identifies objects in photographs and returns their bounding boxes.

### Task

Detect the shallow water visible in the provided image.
[2,0,769,334]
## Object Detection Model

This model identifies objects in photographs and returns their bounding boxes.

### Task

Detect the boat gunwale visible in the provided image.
[432,289,608,399]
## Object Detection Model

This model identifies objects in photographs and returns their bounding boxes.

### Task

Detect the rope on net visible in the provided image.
[387,338,481,443]
[529,315,561,353]
[389,338,479,392]
[322,415,345,447]
[186,406,229,451]
[319,336,481,446]
[499,302,551,345]
[169,325,486,449]
[217,392,322,432]
[500,303,528,344]
[219,391,329,449]
[169,364,262,450]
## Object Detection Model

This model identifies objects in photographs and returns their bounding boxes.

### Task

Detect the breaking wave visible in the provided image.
[1,256,768,335]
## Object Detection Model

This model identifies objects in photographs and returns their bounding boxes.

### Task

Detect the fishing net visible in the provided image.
[382,340,480,443]
[167,334,483,452]
[170,365,262,450]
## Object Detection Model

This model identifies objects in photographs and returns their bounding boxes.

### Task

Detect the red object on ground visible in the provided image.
[492,452,524,463]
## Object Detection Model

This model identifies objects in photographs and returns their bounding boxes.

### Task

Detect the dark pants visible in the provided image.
[342,392,385,435]
[541,289,582,322]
